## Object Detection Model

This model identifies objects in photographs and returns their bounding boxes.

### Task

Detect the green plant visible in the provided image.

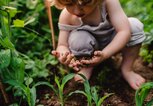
[91,86,113,106]
[69,74,113,106]
[139,33,153,63]
[120,0,153,64]
[0,0,25,87]
[6,78,56,106]
[54,73,75,106]
[135,82,153,106]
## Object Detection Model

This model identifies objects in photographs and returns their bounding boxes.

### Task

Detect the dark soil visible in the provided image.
[36,54,153,106]
[1,55,153,106]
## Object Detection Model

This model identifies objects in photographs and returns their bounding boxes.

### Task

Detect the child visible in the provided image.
[51,0,146,90]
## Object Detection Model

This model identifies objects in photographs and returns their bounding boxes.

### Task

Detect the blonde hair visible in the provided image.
[49,0,102,9]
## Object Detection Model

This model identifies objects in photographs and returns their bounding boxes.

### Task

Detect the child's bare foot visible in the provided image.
[122,71,145,90]
[74,67,93,82]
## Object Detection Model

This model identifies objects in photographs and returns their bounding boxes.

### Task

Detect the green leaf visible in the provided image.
[0,49,11,69]
[30,87,36,106]
[78,74,91,95]
[25,77,33,86]
[33,81,57,95]
[61,73,75,90]
[98,93,114,106]
[2,6,17,18]
[10,54,25,83]
[91,87,99,105]
[0,37,14,49]
[26,0,38,9]
[68,90,87,97]
[13,19,24,27]
[5,80,27,94]
[24,18,36,26]
[135,82,153,106]
[0,13,10,38]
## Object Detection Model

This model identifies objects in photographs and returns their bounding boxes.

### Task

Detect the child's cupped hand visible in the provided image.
[52,50,82,71]
[81,51,105,66]
[52,50,74,65]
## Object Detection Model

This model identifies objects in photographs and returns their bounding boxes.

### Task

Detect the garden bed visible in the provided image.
[35,55,153,106]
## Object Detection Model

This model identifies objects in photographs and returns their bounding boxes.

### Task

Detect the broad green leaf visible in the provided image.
[0,49,11,69]
[13,19,24,27]
[26,0,38,9]
[0,68,14,81]
[0,37,14,49]
[5,80,27,94]
[2,6,17,18]
[10,55,25,83]
[25,77,33,86]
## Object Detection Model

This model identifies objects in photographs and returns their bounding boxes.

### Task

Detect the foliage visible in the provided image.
[6,78,56,106]
[120,0,153,63]
[0,0,59,105]
[54,73,75,106]
[135,82,153,106]
[69,74,113,106]
[0,0,25,83]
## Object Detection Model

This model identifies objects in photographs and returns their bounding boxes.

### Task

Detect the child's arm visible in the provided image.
[81,0,131,66]
[52,9,82,70]
[52,9,73,65]
[101,0,131,58]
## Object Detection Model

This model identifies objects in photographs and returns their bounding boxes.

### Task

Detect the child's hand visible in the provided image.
[81,51,105,66]
[69,59,83,72]
[52,50,74,65]
[52,50,83,71]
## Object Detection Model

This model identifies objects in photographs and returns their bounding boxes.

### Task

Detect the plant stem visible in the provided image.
[0,78,9,104]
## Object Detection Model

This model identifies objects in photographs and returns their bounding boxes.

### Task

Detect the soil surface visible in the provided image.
[1,55,153,106]
[36,54,153,106]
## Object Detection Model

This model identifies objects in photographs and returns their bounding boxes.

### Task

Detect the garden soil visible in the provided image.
[1,54,153,106]
[37,54,153,106]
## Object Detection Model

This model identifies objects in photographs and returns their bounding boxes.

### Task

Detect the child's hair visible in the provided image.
[49,0,102,9]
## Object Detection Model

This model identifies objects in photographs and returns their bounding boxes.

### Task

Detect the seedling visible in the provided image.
[135,82,153,106]
[69,74,113,106]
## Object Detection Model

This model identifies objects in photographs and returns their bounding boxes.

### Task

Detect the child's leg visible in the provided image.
[68,30,98,81]
[74,67,94,82]
[121,44,145,90]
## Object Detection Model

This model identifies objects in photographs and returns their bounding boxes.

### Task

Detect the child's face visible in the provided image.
[64,0,98,18]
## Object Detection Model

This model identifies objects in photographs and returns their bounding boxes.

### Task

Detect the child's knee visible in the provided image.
[128,17,144,33]
[68,30,98,56]
[127,17,146,46]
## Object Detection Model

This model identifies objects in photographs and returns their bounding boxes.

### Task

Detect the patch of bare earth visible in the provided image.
[37,55,153,106]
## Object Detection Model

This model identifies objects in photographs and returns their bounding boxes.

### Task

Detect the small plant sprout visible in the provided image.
[91,86,114,106]
[135,82,153,106]
[54,73,75,106]
[69,74,113,106]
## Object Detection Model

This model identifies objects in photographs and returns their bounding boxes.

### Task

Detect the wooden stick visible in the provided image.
[44,0,56,50]
[0,79,9,104]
